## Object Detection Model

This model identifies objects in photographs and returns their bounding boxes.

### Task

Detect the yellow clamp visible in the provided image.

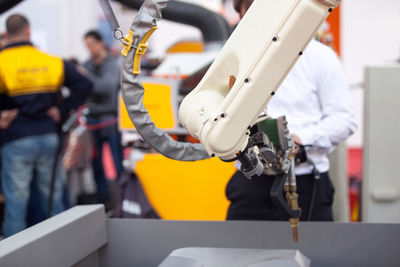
[133,43,148,75]
[121,30,134,57]
[133,26,158,75]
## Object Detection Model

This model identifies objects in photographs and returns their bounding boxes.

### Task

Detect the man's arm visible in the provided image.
[0,81,18,129]
[84,59,120,96]
[58,60,93,119]
[0,108,18,129]
[294,45,357,153]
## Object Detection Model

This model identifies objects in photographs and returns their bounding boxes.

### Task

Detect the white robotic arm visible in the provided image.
[179,0,341,161]
[178,0,340,240]
[115,0,340,241]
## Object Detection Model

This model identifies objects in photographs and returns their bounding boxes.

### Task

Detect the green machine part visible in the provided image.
[256,117,288,150]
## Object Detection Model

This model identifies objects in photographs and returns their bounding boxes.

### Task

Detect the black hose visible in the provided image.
[116,0,231,42]
[1,0,232,42]
[0,0,24,14]
[307,178,318,221]
[47,132,64,218]
[307,167,320,221]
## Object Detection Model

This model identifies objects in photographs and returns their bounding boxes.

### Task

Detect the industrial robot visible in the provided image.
[99,0,341,241]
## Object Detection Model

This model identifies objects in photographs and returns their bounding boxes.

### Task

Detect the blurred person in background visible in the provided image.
[0,33,5,49]
[225,0,357,221]
[0,14,92,237]
[82,30,123,204]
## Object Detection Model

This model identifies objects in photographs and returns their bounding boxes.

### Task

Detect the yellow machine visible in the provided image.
[118,44,236,221]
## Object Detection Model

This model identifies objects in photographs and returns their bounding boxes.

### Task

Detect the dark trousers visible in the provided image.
[226,171,334,221]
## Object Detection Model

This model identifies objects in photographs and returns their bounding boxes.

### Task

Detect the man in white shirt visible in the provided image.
[226,0,357,221]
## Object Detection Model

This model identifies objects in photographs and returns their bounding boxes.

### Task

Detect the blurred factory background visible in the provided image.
[1,0,400,224]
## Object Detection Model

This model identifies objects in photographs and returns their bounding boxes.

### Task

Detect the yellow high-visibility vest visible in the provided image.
[0,44,64,97]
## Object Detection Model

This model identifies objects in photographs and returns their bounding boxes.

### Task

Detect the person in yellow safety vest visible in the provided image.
[0,14,93,237]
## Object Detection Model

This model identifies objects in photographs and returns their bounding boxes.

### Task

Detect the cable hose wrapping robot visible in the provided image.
[119,0,210,161]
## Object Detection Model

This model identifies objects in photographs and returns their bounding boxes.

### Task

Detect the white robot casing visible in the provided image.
[178,0,340,160]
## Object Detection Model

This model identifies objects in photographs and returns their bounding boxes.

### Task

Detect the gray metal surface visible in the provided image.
[99,219,400,267]
[363,65,400,222]
[73,251,101,267]
[158,247,310,267]
[0,205,107,267]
